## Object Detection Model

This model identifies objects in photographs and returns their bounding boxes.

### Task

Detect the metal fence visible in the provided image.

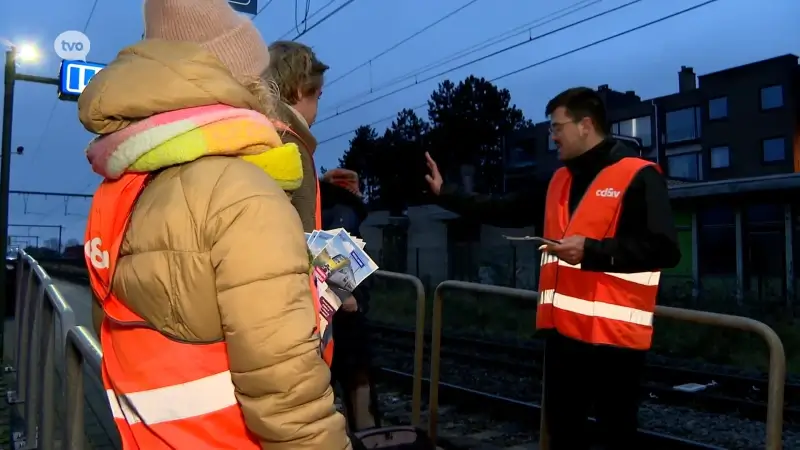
[6,251,790,449]
[2,253,432,449]
[427,280,788,450]
[5,249,109,449]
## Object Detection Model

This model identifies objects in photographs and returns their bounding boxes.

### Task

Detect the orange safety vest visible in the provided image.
[85,173,260,449]
[273,121,334,366]
[536,157,661,350]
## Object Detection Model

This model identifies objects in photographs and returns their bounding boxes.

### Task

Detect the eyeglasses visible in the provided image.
[548,120,575,134]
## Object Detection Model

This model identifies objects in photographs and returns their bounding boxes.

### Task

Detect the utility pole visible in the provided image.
[9,224,64,253]
[1,46,61,346]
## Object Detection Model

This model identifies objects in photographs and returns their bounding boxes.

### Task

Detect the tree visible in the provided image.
[339,125,381,201]
[427,76,532,194]
[319,166,328,175]
[375,108,430,213]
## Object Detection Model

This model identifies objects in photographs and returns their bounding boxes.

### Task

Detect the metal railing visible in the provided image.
[4,255,431,448]
[11,252,786,449]
[428,280,788,450]
[5,249,106,450]
[372,270,427,427]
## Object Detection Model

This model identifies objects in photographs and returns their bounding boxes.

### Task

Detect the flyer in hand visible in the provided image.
[306,229,378,342]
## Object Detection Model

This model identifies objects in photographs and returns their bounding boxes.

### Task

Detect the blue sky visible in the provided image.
[1,0,799,245]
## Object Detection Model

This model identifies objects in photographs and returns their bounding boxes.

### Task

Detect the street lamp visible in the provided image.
[15,44,39,63]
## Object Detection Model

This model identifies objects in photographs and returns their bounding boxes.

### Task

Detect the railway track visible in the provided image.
[370,322,800,424]
[376,367,726,449]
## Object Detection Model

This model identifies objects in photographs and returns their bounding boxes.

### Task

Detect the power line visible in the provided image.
[273,0,338,41]
[325,0,483,89]
[251,0,277,21]
[291,0,358,41]
[83,0,101,32]
[28,0,101,225]
[315,0,644,125]
[316,0,722,146]
[26,0,101,166]
[324,0,602,113]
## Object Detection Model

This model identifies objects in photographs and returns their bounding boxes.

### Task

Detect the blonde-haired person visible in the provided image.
[80,0,349,448]
[264,41,329,232]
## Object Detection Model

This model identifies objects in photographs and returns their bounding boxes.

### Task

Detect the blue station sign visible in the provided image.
[58,60,106,101]
[228,0,257,15]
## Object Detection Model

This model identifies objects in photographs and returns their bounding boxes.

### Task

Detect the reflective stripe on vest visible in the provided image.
[270,121,333,366]
[536,157,661,350]
[85,173,260,449]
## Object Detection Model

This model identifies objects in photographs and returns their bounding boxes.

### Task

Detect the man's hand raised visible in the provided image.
[424,152,443,196]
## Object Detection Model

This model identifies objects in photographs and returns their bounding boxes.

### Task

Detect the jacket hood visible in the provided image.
[319,180,367,222]
[79,39,264,135]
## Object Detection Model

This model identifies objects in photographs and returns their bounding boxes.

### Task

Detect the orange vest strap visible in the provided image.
[85,173,150,321]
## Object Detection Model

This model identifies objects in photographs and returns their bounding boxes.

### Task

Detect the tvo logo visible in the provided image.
[595,187,621,198]
[54,30,91,60]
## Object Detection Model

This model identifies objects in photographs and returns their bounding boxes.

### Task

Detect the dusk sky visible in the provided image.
[1,0,798,245]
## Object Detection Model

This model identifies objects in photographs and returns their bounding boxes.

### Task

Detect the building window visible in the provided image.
[762,137,785,162]
[548,134,557,152]
[709,146,730,168]
[611,115,652,147]
[760,85,783,110]
[666,149,702,181]
[708,97,727,120]
[665,107,702,143]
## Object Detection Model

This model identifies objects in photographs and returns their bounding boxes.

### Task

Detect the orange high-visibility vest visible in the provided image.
[536,157,662,350]
[85,173,261,449]
[273,121,334,366]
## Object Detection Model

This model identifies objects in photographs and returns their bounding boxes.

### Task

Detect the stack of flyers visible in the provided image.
[305,229,379,343]
[306,229,377,292]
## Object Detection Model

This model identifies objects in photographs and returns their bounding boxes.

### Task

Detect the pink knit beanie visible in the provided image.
[143,0,270,84]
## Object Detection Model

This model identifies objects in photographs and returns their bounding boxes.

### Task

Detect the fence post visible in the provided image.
[428,281,544,446]
[37,285,56,450]
[655,305,786,449]
[13,256,37,403]
[65,330,86,450]
[373,270,426,427]
[23,265,50,447]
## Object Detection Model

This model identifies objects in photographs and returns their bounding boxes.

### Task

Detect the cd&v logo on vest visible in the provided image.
[595,187,621,198]
[85,237,109,270]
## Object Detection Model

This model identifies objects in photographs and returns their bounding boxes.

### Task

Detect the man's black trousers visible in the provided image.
[543,331,646,450]
[330,309,381,430]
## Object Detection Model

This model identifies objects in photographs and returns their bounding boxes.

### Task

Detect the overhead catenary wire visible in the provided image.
[251,0,277,21]
[324,0,602,113]
[290,0,358,41]
[315,0,645,125]
[325,0,483,89]
[316,0,722,147]
[272,0,336,40]
[27,0,101,168]
[30,0,102,223]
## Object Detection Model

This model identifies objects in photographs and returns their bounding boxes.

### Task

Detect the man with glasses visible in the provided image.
[425,87,680,449]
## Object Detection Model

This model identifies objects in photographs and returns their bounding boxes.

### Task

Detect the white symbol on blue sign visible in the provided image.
[59,60,105,97]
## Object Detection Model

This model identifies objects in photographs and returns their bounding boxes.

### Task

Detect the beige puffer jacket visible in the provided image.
[80,40,350,449]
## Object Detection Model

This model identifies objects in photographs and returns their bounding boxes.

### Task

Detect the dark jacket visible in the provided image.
[319,180,371,312]
[436,139,681,272]
[320,180,368,238]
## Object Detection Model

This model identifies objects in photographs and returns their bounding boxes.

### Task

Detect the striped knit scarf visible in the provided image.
[85,104,304,191]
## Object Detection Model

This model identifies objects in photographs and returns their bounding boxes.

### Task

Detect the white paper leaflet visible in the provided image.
[306,229,378,342]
